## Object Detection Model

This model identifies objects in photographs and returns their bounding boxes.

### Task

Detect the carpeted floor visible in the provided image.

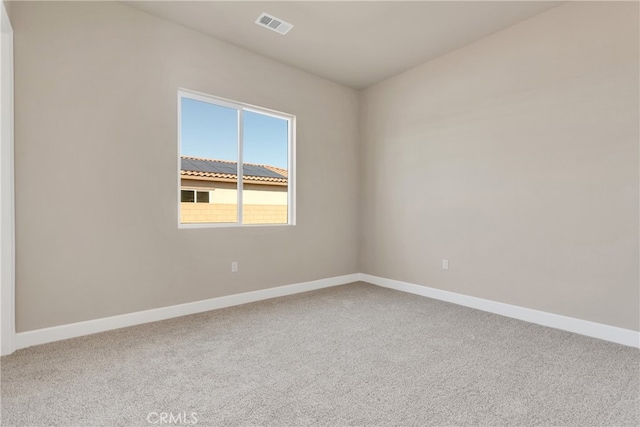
[1,282,639,426]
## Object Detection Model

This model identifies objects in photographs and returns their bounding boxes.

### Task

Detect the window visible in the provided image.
[178,89,295,227]
[180,190,210,204]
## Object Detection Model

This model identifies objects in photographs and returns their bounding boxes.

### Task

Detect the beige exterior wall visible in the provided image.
[360,1,639,331]
[180,179,287,205]
[181,204,287,225]
[12,1,359,332]
[180,179,288,224]
[180,203,237,224]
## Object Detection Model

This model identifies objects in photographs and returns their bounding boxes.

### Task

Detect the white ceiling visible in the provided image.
[124,1,562,89]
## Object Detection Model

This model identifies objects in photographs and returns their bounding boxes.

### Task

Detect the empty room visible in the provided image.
[1,0,638,426]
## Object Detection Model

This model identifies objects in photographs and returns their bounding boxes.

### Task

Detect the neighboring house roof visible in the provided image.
[181,156,288,185]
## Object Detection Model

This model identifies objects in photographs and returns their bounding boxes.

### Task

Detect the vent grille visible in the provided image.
[255,13,293,35]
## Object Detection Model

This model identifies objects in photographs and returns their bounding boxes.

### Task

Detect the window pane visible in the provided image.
[242,110,289,225]
[196,191,210,203]
[180,97,238,224]
[181,190,194,203]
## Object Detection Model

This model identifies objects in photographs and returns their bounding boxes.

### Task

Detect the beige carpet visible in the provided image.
[1,282,639,426]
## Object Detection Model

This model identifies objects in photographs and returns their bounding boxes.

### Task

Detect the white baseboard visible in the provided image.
[12,272,640,352]
[14,273,360,351]
[360,273,640,349]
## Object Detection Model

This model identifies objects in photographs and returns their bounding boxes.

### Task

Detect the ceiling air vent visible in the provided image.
[255,13,293,35]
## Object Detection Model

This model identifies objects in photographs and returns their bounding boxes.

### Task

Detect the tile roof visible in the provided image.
[180,156,288,185]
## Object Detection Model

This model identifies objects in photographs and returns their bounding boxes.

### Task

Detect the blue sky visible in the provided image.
[180,98,289,169]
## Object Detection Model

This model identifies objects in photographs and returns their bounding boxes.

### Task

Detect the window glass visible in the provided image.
[196,191,210,204]
[242,111,289,225]
[181,190,194,203]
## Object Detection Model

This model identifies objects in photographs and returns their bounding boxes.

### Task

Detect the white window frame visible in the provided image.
[177,88,296,228]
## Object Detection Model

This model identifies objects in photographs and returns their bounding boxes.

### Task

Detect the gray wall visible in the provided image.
[12,1,639,334]
[12,1,359,332]
[359,1,639,331]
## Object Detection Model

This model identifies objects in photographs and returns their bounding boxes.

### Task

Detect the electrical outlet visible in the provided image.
[231,261,238,273]
[442,259,449,270]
